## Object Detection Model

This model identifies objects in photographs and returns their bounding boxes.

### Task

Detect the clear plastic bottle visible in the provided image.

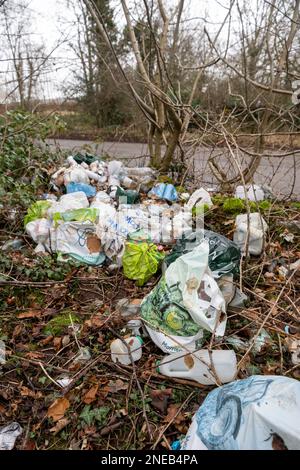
[158,349,237,385]
[110,336,143,365]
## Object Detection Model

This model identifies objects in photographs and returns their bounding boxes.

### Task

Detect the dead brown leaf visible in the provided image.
[0,404,6,414]
[47,397,70,422]
[39,336,54,346]
[6,296,16,305]
[20,386,42,399]
[90,315,106,328]
[25,351,45,360]
[18,310,41,319]
[272,433,288,450]
[50,418,70,434]
[83,385,99,404]
[53,337,62,351]
[150,388,172,414]
[150,388,173,399]
[163,403,186,425]
[23,439,36,451]
[12,324,24,339]
[106,379,128,394]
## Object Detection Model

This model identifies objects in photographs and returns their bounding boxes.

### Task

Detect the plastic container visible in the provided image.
[235,184,265,201]
[158,349,237,385]
[185,188,212,211]
[234,212,268,255]
[247,184,265,201]
[235,185,247,199]
[110,336,143,365]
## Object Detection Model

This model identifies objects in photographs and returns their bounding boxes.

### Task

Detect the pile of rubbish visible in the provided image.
[25,154,197,267]
[24,154,247,356]
[20,154,300,450]
[23,154,273,361]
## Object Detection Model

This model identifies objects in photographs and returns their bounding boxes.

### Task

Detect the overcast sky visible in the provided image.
[1,0,231,101]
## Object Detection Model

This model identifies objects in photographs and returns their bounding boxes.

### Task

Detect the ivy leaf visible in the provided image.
[93,407,110,424]
[79,405,94,426]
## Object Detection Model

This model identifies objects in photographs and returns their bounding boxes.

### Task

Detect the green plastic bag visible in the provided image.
[53,208,99,225]
[164,230,240,278]
[24,200,52,227]
[122,241,165,286]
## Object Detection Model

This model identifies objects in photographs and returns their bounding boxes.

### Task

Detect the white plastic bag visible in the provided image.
[234,212,268,255]
[63,167,90,186]
[140,203,192,244]
[95,203,124,260]
[54,221,105,265]
[25,218,51,244]
[90,191,112,207]
[108,161,126,187]
[96,205,146,261]
[180,375,300,450]
[141,240,226,353]
[0,422,22,450]
[48,192,89,216]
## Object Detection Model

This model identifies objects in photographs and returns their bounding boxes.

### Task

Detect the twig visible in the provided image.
[39,361,62,388]
[284,363,300,376]
[152,391,194,450]
[237,269,297,373]
[277,333,283,374]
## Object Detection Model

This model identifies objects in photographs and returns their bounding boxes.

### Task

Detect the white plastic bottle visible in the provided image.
[110,336,143,365]
[158,349,237,385]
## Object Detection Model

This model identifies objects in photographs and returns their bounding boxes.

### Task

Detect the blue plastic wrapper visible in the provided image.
[148,183,178,202]
[171,440,181,450]
[66,182,96,198]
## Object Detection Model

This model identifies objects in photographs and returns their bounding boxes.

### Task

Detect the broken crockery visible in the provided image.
[158,349,237,385]
[73,347,91,364]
